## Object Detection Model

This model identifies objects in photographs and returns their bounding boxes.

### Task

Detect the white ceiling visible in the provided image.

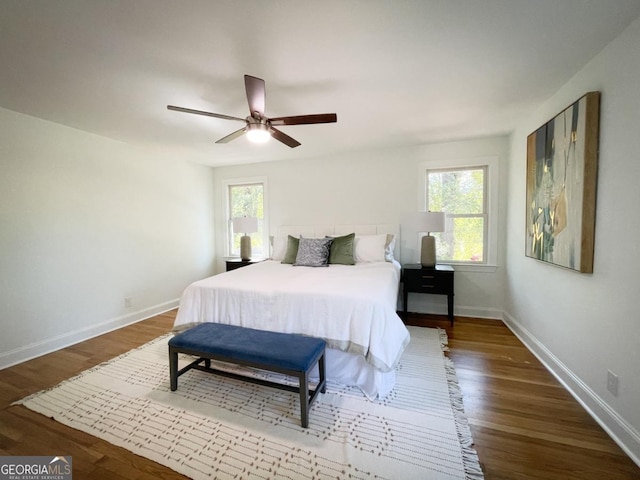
[2,1,640,167]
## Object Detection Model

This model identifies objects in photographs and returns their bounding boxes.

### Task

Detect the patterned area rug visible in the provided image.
[16,326,483,479]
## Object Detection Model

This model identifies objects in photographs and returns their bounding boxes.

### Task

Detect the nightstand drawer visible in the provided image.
[414,272,453,292]
[408,272,452,294]
[415,278,443,291]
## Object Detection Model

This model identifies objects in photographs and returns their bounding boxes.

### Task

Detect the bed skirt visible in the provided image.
[309,347,396,400]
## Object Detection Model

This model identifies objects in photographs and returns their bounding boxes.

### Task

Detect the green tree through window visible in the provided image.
[427,167,486,263]
[229,183,265,257]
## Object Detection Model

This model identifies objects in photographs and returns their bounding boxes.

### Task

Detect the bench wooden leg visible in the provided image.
[319,353,326,393]
[299,353,327,428]
[169,347,178,391]
[299,371,310,428]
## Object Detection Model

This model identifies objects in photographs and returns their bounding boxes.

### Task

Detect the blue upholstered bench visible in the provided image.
[168,323,327,428]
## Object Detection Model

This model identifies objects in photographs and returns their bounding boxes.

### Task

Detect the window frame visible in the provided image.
[222,176,269,259]
[419,157,498,272]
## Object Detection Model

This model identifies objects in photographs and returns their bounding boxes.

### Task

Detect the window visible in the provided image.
[225,179,268,258]
[427,167,487,263]
[420,155,498,269]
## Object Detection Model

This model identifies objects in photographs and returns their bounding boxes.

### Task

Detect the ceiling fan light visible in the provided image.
[246,124,270,143]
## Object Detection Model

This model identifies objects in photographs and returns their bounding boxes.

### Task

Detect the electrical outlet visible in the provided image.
[607,370,619,396]
[124,297,133,308]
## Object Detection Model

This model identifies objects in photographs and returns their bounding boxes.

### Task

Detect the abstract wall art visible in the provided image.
[525,91,600,273]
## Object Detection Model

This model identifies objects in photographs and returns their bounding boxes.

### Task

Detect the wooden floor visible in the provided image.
[0,311,638,479]
[406,314,640,480]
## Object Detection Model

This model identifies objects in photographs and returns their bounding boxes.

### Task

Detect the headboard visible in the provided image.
[276,224,401,260]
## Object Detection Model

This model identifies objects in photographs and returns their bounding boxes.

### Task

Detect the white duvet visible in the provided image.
[173,260,410,373]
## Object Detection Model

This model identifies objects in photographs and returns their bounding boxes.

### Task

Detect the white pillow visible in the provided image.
[385,234,397,261]
[354,234,387,263]
[271,235,288,261]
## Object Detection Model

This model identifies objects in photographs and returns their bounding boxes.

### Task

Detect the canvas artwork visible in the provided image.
[525,92,600,273]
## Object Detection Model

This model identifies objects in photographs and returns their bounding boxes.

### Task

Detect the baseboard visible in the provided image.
[403,304,503,321]
[502,311,640,468]
[0,299,180,370]
[454,305,503,320]
[400,292,503,320]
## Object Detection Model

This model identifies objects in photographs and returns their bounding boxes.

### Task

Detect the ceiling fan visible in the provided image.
[167,75,337,148]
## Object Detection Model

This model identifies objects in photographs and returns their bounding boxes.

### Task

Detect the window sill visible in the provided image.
[438,263,498,273]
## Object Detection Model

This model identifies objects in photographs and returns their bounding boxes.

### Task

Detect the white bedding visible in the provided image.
[173,260,410,397]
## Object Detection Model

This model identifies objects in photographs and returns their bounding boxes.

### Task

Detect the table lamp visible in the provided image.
[418,211,445,268]
[232,216,259,261]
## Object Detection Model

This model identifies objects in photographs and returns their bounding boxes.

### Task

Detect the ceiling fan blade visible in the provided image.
[270,113,337,126]
[167,105,245,122]
[269,127,301,148]
[215,127,248,144]
[244,75,266,119]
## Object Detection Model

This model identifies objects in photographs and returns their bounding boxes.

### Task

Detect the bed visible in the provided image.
[173,225,410,399]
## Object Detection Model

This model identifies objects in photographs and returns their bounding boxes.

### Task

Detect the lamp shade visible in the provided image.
[417,211,445,233]
[232,216,258,234]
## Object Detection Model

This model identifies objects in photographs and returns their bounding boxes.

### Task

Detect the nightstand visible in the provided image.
[225,258,264,272]
[402,264,455,325]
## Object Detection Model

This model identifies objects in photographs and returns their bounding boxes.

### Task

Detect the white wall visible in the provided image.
[0,108,215,368]
[211,135,509,319]
[504,17,640,464]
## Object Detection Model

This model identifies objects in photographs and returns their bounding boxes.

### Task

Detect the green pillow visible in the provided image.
[328,233,355,265]
[281,235,300,264]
